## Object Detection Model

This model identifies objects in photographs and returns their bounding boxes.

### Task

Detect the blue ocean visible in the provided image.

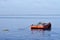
[0,16,60,40]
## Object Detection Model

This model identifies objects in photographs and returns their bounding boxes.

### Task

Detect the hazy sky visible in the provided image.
[0,0,60,16]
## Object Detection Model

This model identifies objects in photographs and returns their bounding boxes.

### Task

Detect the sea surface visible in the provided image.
[0,16,60,40]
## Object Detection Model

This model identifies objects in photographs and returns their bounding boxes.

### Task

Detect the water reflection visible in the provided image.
[31,28,51,34]
[30,29,51,40]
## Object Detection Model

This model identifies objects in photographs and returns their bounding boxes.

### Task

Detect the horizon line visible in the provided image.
[0,16,60,17]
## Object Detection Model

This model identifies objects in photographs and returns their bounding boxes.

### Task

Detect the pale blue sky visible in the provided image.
[0,0,60,16]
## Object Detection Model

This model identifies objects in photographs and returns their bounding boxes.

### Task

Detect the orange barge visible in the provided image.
[31,22,51,29]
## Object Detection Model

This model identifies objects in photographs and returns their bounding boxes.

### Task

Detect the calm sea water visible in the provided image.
[0,17,60,40]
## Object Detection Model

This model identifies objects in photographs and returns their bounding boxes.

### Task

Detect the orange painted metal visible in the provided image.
[31,25,44,29]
